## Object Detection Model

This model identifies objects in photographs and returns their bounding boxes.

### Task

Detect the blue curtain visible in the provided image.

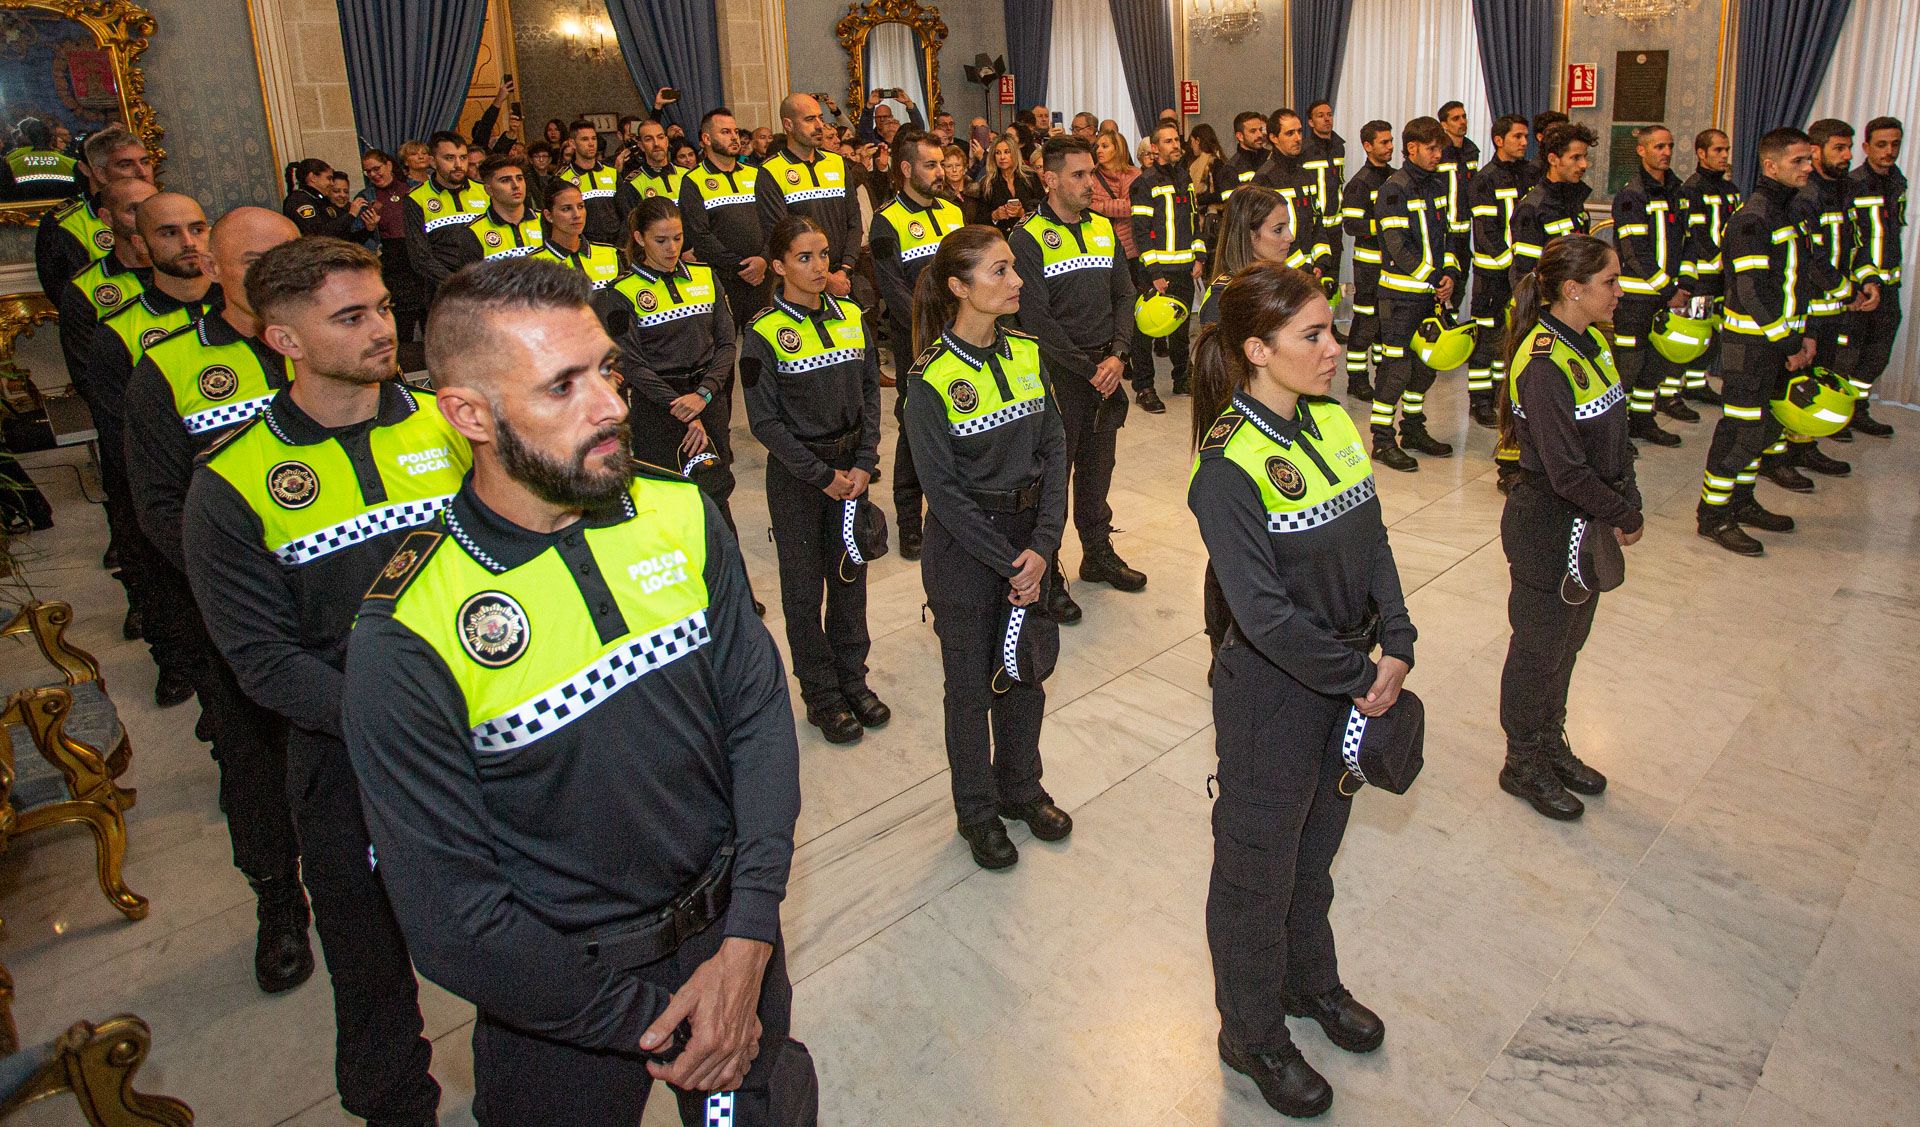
[336,0,488,153]
[1291,0,1352,110]
[1471,0,1557,120]
[1108,0,1176,136]
[604,0,725,132]
[1732,0,1854,189]
[1003,0,1053,113]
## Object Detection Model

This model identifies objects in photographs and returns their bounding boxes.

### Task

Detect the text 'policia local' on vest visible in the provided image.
[410,178,489,233]
[1196,397,1377,536]
[921,330,1049,436]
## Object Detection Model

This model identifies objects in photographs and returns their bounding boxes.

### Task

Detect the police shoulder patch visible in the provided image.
[1531,331,1555,356]
[295,203,316,219]
[363,529,445,602]
[1199,412,1245,454]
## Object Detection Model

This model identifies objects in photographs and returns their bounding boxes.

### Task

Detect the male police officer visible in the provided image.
[1132,121,1207,405]
[6,118,77,196]
[404,130,490,298]
[1846,116,1905,437]
[558,119,626,245]
[433,153,545,271]
[682,107,770,334]
[1342,121,1394,404]
[1465,114,1530,427]
[1257,109,1329,275]
[1679,128,1740,405]
[1371,117,1459,472]
[34,124,154,302]
[57,179,153,430]
[1611,124,1692,447]
[1012,136,1143,621]
[616,118,688,219]
[1300,101,1347,281]
[343,258,811,1125]
[757,95,864,299]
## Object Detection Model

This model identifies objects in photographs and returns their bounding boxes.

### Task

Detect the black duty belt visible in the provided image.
[800,427,861,460]
[967,479,1042,513]
[1223,608,1380,656]
[582,846,734,971]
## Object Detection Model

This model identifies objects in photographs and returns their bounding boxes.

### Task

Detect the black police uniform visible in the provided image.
[870,191,965,547]
[1680,164,1742,397]
[1847,159,1906,419]
[402,173,490,297]
[556,159,627,244]
[592,260,740,525]
[1611,165,1691,432]
[1301,130,1348,279]
[1506,178,1591,287]
[741,292,883,717]
[681,156,773,334]
[754,147,865,280]
[1341,160,1393,399]
[34,193,111,305]
[283,185,358,239]
[905,326,1069,829]
[184,382,462,1125]
[1130,160,1206,395]
[1255,150,1330,274]
[1189,393,1415,1059]
[1438,136,1480,287]
[1466,155,1528,414]
[1371,162,1460,450]
[614,158,688,222]
[56,248,144,394]
[341,469,809,1126]
[1498,315,1640,812]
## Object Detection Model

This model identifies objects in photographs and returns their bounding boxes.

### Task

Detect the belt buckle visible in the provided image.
[669,892,704,947]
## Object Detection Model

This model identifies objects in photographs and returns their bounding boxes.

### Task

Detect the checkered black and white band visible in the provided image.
[1567,516,1589,590]
[1339,706,1369,783]
[577,188,615,200]
[900,242,940,262]
[702,193,755,209]
[470,609,712,753]
[841,499,865,566]
[1232,396,1298,448]
[775,346,863,373]
[184,395,272,435]
[1041,254,1114,277]
[785,187,844,202]
[638,302,713,328]
[1001,606,1026,681]
[273,495,454,566]
[1573,381,1626,420]
[705,1092,734,1127]
[950,397,1042,436]
[422,213,476,232]
[486,245,540,259]
[1267,476,1376,534]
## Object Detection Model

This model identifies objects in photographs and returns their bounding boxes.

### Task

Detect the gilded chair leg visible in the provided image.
[16,801,149,921]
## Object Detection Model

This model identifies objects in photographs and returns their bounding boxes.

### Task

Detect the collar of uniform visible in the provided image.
[485,205,530,227]
[1037,199,1085,229]
[631,260,691,284]
[261,379,417,447]
[1495,157,1528,175]
[1636,166,1675,194]
[938,325,1010,369]
[1537,312,1601,361]
[196,302,252,347]
[442,473,637,574]
[1230,393,1319,447]
[1756,175,1798,204]
[138,281,216,317]
[772,292,844,323]
[635,159,675,177]
[1266,150,1303,175]
[701,155,743,177]
[429,175,467,196]
[1696,167,1728,184]
[1546,178,1591,206]
[893,190,941,214]
[1404,162,1440,187]
[570,160,608,177]
[779,146,826,168]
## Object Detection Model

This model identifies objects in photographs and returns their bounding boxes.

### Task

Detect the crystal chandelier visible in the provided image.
[1191,0,1262,44]
[1581,0,1703,30]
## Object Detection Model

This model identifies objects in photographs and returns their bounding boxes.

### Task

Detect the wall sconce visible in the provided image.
[558,2,613,63]
[1191,0,1262,43]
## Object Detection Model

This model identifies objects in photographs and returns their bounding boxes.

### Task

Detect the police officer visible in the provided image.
[403,130,490,298]
[742,215,890,746]
[6,117,77,196]
[555,119,625,245]
[1132,121,1208,399]
[681,107,770,334]
[870,128,964,558]
[1256,109,1329,275]
[121,207,309,995]
[431,153,545,271]
[756,95,864,302]
[534,181,623,289]
[1679,128,1740,405]
[1788,118,1868,472]
[34,125,153,303]
[1220,111,1270,203]
[1011,136,1144,622]
[615,118,688,219]
[1846,115,1904,437]
[283,158,370,239]
[1371,116,1459,472]
[904,226,1074,871]
[1300,101,1347,282]
[1341,121,1394,404]
[1696,128,1816,556]
[341,257,810,1126]
[595,197,740,532]
[1188,264,1412,1120]
[1437,100,1480,286]
[1496,235,1637,821]
[1465,114,1530,428]
[184,238,460,1125]
[1610,124,1692,448]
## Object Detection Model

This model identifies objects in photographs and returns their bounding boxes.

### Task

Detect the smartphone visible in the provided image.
[510,101,523,118]
[660,87,681,104]
[1051,111,1064,126]
[971,123,991,150]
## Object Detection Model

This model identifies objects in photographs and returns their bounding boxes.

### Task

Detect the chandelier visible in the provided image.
[556,1,614,63]
[1191,0,1262,44]
[1581,0,1703,29]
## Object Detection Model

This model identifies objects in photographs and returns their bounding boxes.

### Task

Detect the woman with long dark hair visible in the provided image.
[1189,263,1414,1119]
[282,157,366,238]
[1495,234,1639,821]
[903,224,1072,870]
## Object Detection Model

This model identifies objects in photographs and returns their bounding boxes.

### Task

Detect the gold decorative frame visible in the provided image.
[0,0,164,227]
[835,0,947,120]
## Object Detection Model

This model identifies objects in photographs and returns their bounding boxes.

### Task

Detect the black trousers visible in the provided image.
[1614,296,1680,416]
[1498,481,1599,752]
[1207,638,1355,1052]
[765,455,870,711]
[286,728,439,1125]
[1319,222,1345,287]
[380,238,426,341]
[1370,293,1436,438]
[1344,259,1382,387]
[1129,265,1193,393]
[888,314,924,536]
[1466,270,1511,402]
[472,930,807,1127]
[1052,368,1123,552]
[190,631,300,884]
[1850,283,1901,392]
[923,507,1050,826]
[1683,331,1722,391]
[1698,337,1787,516]
[628,383,737,532]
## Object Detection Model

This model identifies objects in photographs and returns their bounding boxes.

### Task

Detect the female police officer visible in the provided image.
[903,225,1072,871]
[1496,234,1639,821]
[1188,264,1415,1119]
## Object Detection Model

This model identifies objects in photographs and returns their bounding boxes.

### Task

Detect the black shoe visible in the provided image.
[122,607,144,641]
[1542,735,1607,796]
[846,687,891,728]
[1218,1031,1333,1119]
[1828,424,1854,443]
[1045,575,1082,625]
[1659,396,1700,423]
[899,526,923,560]
[1629,414,1682,447]
[997,799,1072,841]
[102,546,119,571]
[1697,514,1765,556]
[1796,444,1851,476]
[155,667,195,709]
[1135,387,1167,414]
[958,818,1019,870]
[1496,465,1519,495]
[1347,378,1373,403]
[1760,461,1815,493]
[1281,985,1385,1053]
[1730,499,1794,533]
[1499,752,1584,820]
[251,878,314,994]
[806,704,863,744]
[1372,440,1418,473]
[195,710,214,744]
[1171,380,1191,397]
[1851,404,1894,437]
[1683,384,1722,406]
[1079,543,1146,592]
[1469,401,1499,429]
[1399,422,1453,457]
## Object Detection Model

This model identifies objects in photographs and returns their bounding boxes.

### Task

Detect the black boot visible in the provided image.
[1347,376,1373,403]
[155,667,195,709]
[1628,413,1682,447]
[1683,383,1722,405]
[1045,556,1082,625]
[1730,498,1794,532]
[1759,457,1815,493]
[1697,511,1765,556]
[806,702,863,744]
[1658,395,1700,422]
[997,799,1073,841]
[1542,732,1607,796]
[1372,438,1418,473]
[1469,398,1499,429]
[1795,443,1851,477]
[1079,542,1146,592]
[846,686,891,728]
[898,524,923,560]
[1398,419,1453,457]
[1281,985,1385,1053]
[1218,1031,1333,1119]
[958,818,1018,870]
[1851,403,1894,437]
[122,607,144,641]
[1495,463,1521,494]
[1135,386,1167,414]
[1171,378,1191,396]
[1499,746,1584,820]
[1828,424,1854,443]
[251,876,315,994]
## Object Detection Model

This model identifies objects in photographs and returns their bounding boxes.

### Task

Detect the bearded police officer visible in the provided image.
[343,257,812,1125]
[616,118,688,220]
[404,131,490,298]
[557,119,625,245]
[756,95,863,299]
[432,153,545,272]
[34,124,154,302]
[681,107,770,333]
[57,178,154,440]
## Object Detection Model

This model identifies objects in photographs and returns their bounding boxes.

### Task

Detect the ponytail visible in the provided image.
[1498,233,1618,453]
[286,157,330,198]
[909,224,1008,355]
[1189,323,1239,450]
[284,162,299,197]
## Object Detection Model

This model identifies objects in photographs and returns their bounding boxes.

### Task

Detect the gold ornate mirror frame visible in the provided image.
[835,0,948,119]
[0,0,164,227]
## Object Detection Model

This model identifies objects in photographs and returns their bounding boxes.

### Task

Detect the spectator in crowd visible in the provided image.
[982,135,1043,233]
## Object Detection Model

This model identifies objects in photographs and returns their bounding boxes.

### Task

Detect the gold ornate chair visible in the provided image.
[1,602,132,783]
[1,689,146,920]
[0,1002,191,1125]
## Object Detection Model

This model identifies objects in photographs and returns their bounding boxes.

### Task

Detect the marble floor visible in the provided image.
[4,341,1918,1126]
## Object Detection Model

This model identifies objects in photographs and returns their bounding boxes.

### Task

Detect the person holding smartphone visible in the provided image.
[982,136,1043,234]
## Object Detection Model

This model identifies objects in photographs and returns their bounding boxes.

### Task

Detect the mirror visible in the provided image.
[836,0,948,119]
[0,1,163,226]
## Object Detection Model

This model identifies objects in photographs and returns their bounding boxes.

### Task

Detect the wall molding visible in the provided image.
[246,0,301,177]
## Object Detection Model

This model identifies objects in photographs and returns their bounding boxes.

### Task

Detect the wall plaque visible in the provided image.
[1613,50,1669,122]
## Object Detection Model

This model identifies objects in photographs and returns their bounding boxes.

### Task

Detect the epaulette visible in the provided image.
[1003,327,1038,341]
[630,457,695,484]
[50,197,85,220]
[1530,330,1555,356]
[1197,411,1245,457]
[746,304,782,326]
[362,528,445,603]
[194,411,264,466]
[906,341,945,381]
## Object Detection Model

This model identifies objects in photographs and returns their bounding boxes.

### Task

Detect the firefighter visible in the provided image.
[1370,116,1460,472]
[1679,128,1740,405]
[1465,114,1531,428]
[1609,124,1692,448]
[1341,121,1394,405]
